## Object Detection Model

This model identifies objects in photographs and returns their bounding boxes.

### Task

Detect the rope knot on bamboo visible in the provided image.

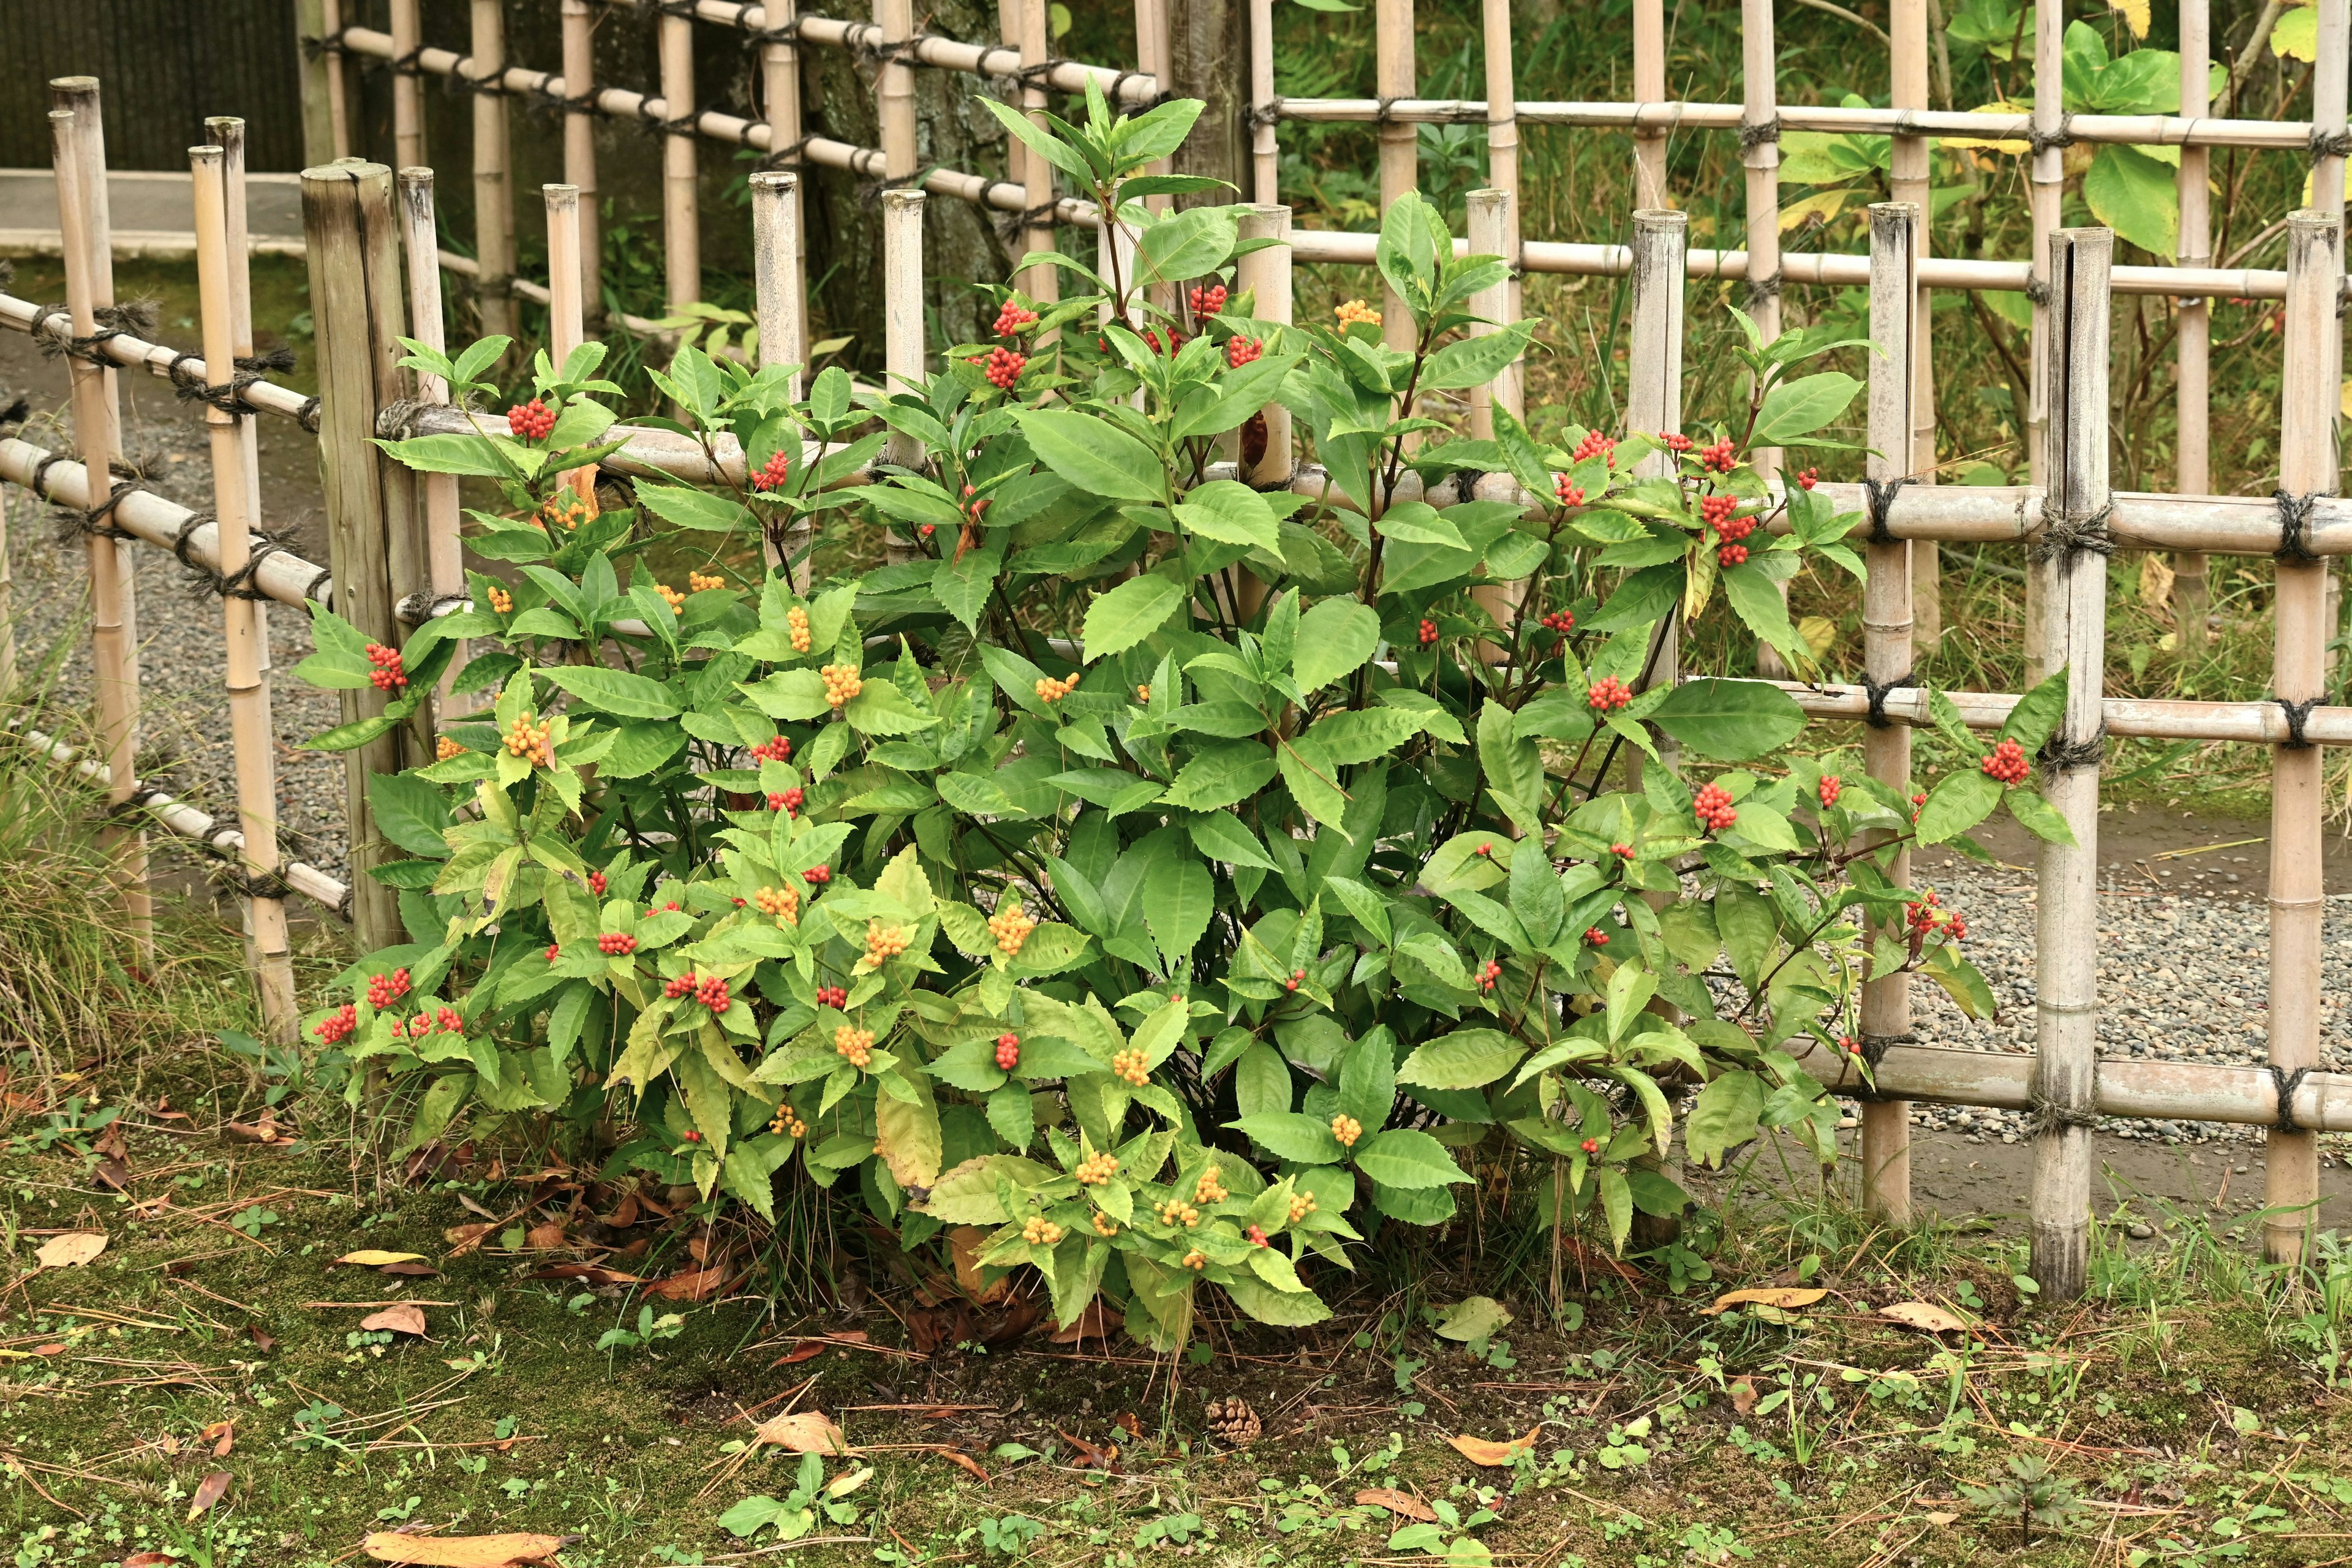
[2309,126,2352,161]
[2274,695,2321,750]
[2272,488,2323,562]
[2028,1091,2099,1137]
[2028,501,2113,562]
[1245,100,1286,130]
[1860,669,1915,729]
[1745,272,1784,307]
[64,481,153,545]
[756,137,815,172]
[375,399,430,442]
[1738,117,1781,149]
[2038,726,2106,774]
[2027,115,2074,156]
[1861,475,1911,544]
[2270,1065,2312,1133]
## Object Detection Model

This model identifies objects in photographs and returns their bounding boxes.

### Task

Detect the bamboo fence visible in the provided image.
[0,2,2346,1295]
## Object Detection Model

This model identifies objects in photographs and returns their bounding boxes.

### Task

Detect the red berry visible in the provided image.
[1611,843,1634,859]
[1247,1224,1271,1246]
[1226,334,1262,369]
[505,398,556,442]
[1700,438,1737,473]
[1817,774,1842,810]
[364,642,408,692]
[1660,431,1694,453]
[1419,618,1439,646]
[1718,543,1749,567]
[1796,467,1819,490]
[1188,282,1228,317]
[802,864,831,885]
[1586,676,1632,712]
[1477,959,1502,992]
[1980,737,2031,786]
[597,932,637,956]
[545,943,559,962]
[995,1033,1021,1071]
[589,871,608,896]
[1570,431,1616,466]
[1553,474,1586,508]
[1694,782,1739,832]
[1584,927,1609,946]
[750,734,794,763]
[1841,1035,1862,1056]
[1580,1137,1600,1155]
[682,1129,702,1142]
[993,300,1039,337]
[982,345,1027,391]
[1542,609,1575,635]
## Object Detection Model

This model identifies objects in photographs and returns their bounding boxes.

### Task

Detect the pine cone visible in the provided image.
[1204,1395,1261,1447]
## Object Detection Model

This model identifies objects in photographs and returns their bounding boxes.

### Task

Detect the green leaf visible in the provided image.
[636,483,755,533]
[845,681,940,736]
[1275,734,1351,833]
[1420,321,1536,391]
[1172,480,1281,552]
[1753,371,1863,447]
[2084,144,2177,256]
[1305,707,1423,766]
[1684,1070,1765,1168]
[1721,560,1810,671]
[2005,785,2078,846]
[1142,854,1214,968]
[1223,1275,1332,1325]
[1508,838,1564,948]
[1395,1028,1523,1090]
[370,772,453,859]
[1651,678,1807,761]
[539,665,680,720]
[1187,812,1278,870]
[1289,598,1381,692]
[1016,409,1166,504]
[1351,1128,1470,1188]
[1914,767,2004,845]
[1163,741,1277,810]
[1229,1112,1346,1164]
[1337,1029,1397,1129]
[1999,665,2070,755]
[1234,1041,1292,1118]
[1080,574,1186,663]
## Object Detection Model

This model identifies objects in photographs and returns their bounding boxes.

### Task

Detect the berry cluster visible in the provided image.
[820,664,862,707]
[1135,683,1152,703]
[1817,773,1842,810]
[688,570,726,594]
[1092,1212,1120,1236]
[865,920,910,964]
[1660,431,1694,453]
[992,300,1038,336]
[655,583,687,616]
[993,1032,1022,1071]
[314,1001,359,1044]
[1140,326,1182,355]
[1193,1169,1229,1205]
[786,605,812,654]
[646,899,683,917]
[1700,494,1750,535]
[1580,1136,1602,1155]
[1111,1047,1150,1087]
[1542,609,1575,635]
[1188,282,1228,317]
[1180,1248,1207,1271]
[1570,430,1616,466]
[1246,1223,1272,1246]
[1334,298,1382,328]
[1418,618,1439,646]
[749,734,794,764]
[815,984,848,1009]
[1156,1198,1202,1227]
[1699,437,1737,473]
[1795,467,1820,491]
[486,583,514,614]
[803,864,832,886]
[597,932,637,956]
[538,494,592,532]
[391,1006,464,1040]
[504,712,552,767]
[1840,1035,1863,1057]
[1553,474,1586,508]
[1226,335,1262,369]
[1288,1189,1319,1221]
[1610,842,1635,860]
[365,642,407,693]
[1586,675,1632,712]
[1476,959,1503,993]
[1910,790,1928,822]
[435,734,464,762]
[505,398,556,440]
[1284,967,1308,992]
[989,900,1035,956]
[834,1025,875,1068]
[752,450,791,492]
[1329,1114,1363,1148]
[979,345,1026,390]
[663,972,731,1011]
[1907,891,1969,942]
[366,967,413,1009]
[1717,543,1750,567]
[766,786,804,815]
[589,870,608,896]
[1075,1150,1118,1185]
[754,886,799,924]
[769,1104,807,1138]
[1980,737,2031,785]
[1020,1216,1064,1245]
[1585,926,1610,946]
[1694,781,1739,832]
[1034,673,1077,704]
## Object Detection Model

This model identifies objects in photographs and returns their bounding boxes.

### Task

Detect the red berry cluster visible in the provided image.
[646,900,682,917]
[1246,1223,1271,1247]
[1980,737,2030,785]
[1906,889,1968,941]
[1841,1034,1863,1057]
[314,1002,358,1044]
[1817,773,1842,810]
[1142,326,1182,355]
[1580,1136,1601,1155]
[1542,609,1575,635]
[1189,282,1228,317]
[366,643,407,692]
[1419,618,1439,646]
[1284,966,1308,992]
[816,984,848,1008]
[366,967,412,1009]
[598,932,638,956]
[1553,475,1586,508]
[680,1129,704,1144]
[1660,431,1694,453]
[1570,430,1616,466]
[802,864,832,886]
[1584,927,1610,946]
[1476,959,1502,992]
[1910,790,1928,822]
[752,450,791,492]
[505,399,556,441]
[545,942,560,962]
[1699,438,1737,473]
[749,734,793,763]
[993,300,1038,336]
[696,975,731,1011]
[1718,543,1750,567]
[1226,335,1263,369]
[767,786,804,815]
[995,1032,1021,1071]
[1701,494,1749,535]
[981,346,1027,390]
[1586,676,1632,712]
[1610,842,1634,859]
[1694,782,1739,832]
[1796,468,1820,491]
[390,1006,462,1040]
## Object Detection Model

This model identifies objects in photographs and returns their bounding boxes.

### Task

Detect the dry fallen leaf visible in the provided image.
[1355,1487,1438,1521]
[524,1221,568,1251]
[359,1305,428,1336]
[1057,1428,1117,1471]
[1730,1378,1760,1415]
[1923,1510,1961,1527]
[361,1532,579,1566]
[1447,1425,1542,1466]
[35,1232,107,1268]
[1702,1286,1828,1316]
[123,1554,178,1568]
[826,1465,874,1498]
[1879,1300,1972,1335]
[202,1420,235,1457]
[647,1266,729,1302]
[753,1410,848,1455]
[333,1250,426,1268]
[1049,1301,1123,1345]
[187,1469,232,1520]
[524,1263,641,1287]
[379,1261,440,1277]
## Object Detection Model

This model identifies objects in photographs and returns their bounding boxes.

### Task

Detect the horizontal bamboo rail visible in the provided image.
[1762,679,2352,745]
[0,293,318,428]
[681,1,1161,104]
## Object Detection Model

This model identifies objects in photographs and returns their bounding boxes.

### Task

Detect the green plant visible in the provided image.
[594,1305,684,1355]
[310,83,2084,1353]
[717,1452,865,1543]
[1961,1452,2086,1545]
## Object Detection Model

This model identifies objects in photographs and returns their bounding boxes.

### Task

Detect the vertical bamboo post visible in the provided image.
[50,84,153,965]
[660,5,700,311]
[398,167,464,725]
[1466,188,1521,660]
[1480,0,1522,345]
[2173,0,2212,647]
[0,486,15,701]
[878,0,918,183]
[1136,0,1174,235]
[883,188,927,477]
[1375,0,1416,353]
[469,0,514,341]
[1860,201,1921,1225]
[545,184,586,364]
[1234,203,1292,627]
[560,0,603,328]
[2313,1,2348,683]
[391,0,426,170]
[2022,0,2062,680]
[1740,0,1787,680]
[1627,209,1684,744]
[1632,0,1667,210]
[752,170,812,590]
[318,0,354,160]
[1890,0,1939,652]
[296,0,337,165]
[759,1,807,352]
[2027,225,2113,1302]
[1018,0,1059,306]
[193,143,298,1045]
[304,160,418,951]
[1249,0,1278,206]
[2266,209,2338,1265]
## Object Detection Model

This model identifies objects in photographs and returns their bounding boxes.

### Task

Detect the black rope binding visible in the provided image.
[2029,500,2113,563]
[1858,1031,1913,1069]
[300,26,350,61]
[2311,126,2352,161]
[2271,1065,2311,1134]
[0,395,27,434]
[1245,99,1285,130]
[1745,271,1784,308]
[1739,116,1782,149]
[2028,1090,2099,1137]
[2023,276,2053,306]
[2274,488,2321,563]
[1861,475,1910,543]
[28,450,67,497]
[295,397,323,434]
[756,136,816,172]
[2027,114,2074,156]
[2275,696,2320,750]
[390,47,428,77]
[1860,668,1915,729]
[2039,726,2106,773]
[217,865,297,902]
[72,481,151,544]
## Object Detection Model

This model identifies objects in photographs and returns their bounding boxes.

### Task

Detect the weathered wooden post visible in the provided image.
[1018,0,1060,307]
[397,168,466,722]
[878,0,918,183]
[1248,0,1278,206]
[1627,208,1684,742]
[296,0,339,164]
[1631,0,1667,208]
[753,171,810,588]
[1480,0,1521,333]
[2022,0,2063,679]
[756,1,808,353]
[546,183,587,363]
[1741,0,1789,680]
[883,187,927,472]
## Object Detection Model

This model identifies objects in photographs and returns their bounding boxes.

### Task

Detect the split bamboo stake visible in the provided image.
[1890,0,1939,652]
[1626,209,1684,755]
[1481,0,1520,338]
[2266,209,2338,1267]
[546,184,586,363]
[324,0,353,159]
[1231,203,1291,625]
[191,143,297,1046]
[2027,225,2113,1303]
[1631,0,1667,209]
[1375,0,1416,353]
[470,0,515,342]
[397,168,465,721]
[391,0,426,170]
[2312,1,2350,684]
[756,1,807,358]
[1136,0,1174,239]
[1250,0,1278,206]
[2022,0,2062,680]
[1860,201,1920,1226]
[1466,188,1520,662]
[296,0,339,165]
[1018,0,1059,307]
[560,0,603,328]
[660,5,701,311]
[751,170,812,590]
[878,0,918,182]
[883,187,927,478]
[1740,0,1786,682]
[48,83,152,965]
[2174,0,2213,647]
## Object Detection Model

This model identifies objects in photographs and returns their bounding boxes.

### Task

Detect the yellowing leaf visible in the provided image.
[34,1232,106,1268]
[1797,616,1838,658]
[187,1469,232,1520]
[1879,1300,1973,1335]
[2107,0,2149,40]
[754,1409,849,1455]
[361,1532,577,1566]
[333,1250,427,1268]
[1777,190,1853,232]
[1702,1286,1828,1316]
[359,1304,428,1336]
[2274,4,2320,65]
[1356,1487,1438,1521]
[1939,102,2032,156]
[1447,1425,1542,1466]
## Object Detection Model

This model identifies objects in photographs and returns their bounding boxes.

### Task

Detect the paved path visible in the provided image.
[0,167,304,257]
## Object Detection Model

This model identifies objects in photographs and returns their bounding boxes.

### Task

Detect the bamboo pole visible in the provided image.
[1019,0,1059,307]
[1890,0,1939,653]
[660,6,701,311]
[1627,209,1685,749]
[878,0,918,182]
[1480,0,1523,357]
[0,466,12,701]
[303,160,417,951]
[883,187,927,477]
[1741,0,1787,682]
[545,184,586,364]
[1466,188,1521,661]
[297,0,337,166]
[2314,1,2349,687]
[2267,209,2338,1267]
[1375,0,1417,353]
[1136,0,1174,238]
[320,0,353,159]
[1231,203,1291,625]
[1860,201,1920,1226]
[398,168,465,725]
[757,1,807,353]
[391,0,426,170]
[2027,225,2113,1302]
[2174,0,2213,649]
[192,143,298,1046]
[560,0,603,328]
[2022,0,2062,680]
[48,84,152,965]
[1632,0,1667,209]
[469,0,515,341]
[752,170,812,590]
[1250,0,1278,206]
